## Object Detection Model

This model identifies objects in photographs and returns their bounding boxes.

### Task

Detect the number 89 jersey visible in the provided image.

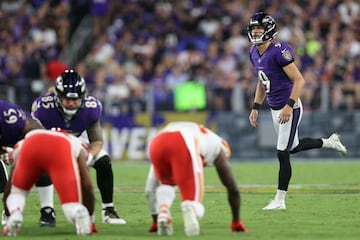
[31,93,102,137]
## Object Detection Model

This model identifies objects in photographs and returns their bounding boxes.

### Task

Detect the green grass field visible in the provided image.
[5,159,360,239]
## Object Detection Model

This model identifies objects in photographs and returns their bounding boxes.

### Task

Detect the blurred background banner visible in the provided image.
[100,111,358,161]
[101,111,211,161]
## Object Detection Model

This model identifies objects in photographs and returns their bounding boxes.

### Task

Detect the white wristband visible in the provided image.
[87,153,93,166]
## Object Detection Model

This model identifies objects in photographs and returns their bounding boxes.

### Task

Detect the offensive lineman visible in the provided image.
[3,128,97,236]
[0,99,50,226]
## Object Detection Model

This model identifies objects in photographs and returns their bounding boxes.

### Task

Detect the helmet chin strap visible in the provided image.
[248,32,266,45]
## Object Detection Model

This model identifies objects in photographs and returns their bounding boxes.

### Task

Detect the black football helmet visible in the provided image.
[54,69,86,116]
[247,12,277,45]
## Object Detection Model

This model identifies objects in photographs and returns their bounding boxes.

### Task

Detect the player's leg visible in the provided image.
[90,149,126,224]
[291,135,347,155]
[49,144,96,236]
[0,160,9,226]
[289,99,347,155]
[173,133,203,236]
[148,132,178,236]
[155,185,175,236]
[3,140,42,236]
[0,160,8,194]
[35,175,55,227]
[262,107,301,210]
[144,165,160,232]
[3,186,28,236]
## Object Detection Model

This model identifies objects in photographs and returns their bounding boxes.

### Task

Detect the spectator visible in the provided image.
[106,65,131,114]
[338,0,360,26]
[1,0,360,113]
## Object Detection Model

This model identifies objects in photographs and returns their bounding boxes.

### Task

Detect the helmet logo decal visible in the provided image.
[247,12,277,45]
[54,69,87,117]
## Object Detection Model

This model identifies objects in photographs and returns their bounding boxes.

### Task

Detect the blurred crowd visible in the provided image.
[0,0,359,113]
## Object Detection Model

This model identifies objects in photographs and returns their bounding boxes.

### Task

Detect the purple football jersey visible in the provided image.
[249,42,295,108]
[0,100,27,147]
[31,93,102,136]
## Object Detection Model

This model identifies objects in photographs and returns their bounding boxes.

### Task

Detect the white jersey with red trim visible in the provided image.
[14,129,84,161]
[161,122,230,166]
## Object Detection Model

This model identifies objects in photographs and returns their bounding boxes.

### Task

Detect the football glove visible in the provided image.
[91,222,98,234]
[231,220,248,233]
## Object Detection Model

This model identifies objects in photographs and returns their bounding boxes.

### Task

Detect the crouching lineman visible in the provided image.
[0,99,47,226]
[31,69,126,224]
[145,121,248,236]
[2,128,98,236]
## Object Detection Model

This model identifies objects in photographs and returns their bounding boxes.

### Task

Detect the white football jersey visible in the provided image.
[16,129,84,159]
[161,122,230,166]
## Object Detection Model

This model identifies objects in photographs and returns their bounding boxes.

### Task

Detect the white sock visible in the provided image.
[182,201,205,219]
[156,185,175,217]
[62,203,89,224]
[321,138,330,148]
[37,185,54,208]
[275,189,287,203]
[7,187,27,214]
[102,203,114,209]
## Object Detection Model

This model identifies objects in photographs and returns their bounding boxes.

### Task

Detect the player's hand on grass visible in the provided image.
[91,223,98,234]
[231,220,248,233]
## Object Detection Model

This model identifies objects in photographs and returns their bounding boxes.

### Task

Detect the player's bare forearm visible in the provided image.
[250,82,263,128]
[283,63,305,100]
[253,81,266,104]
[78,149,95,215]
[23,118,44,134]
[214,152,240,220]
[227,189,240,221]
[289,79,304,101]
[86,122,104,156]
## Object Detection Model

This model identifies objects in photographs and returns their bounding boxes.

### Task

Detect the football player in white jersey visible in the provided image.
[145,121,247,236]
[2,128,97,236]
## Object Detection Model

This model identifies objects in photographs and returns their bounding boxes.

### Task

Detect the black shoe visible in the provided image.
[39,207,56,227]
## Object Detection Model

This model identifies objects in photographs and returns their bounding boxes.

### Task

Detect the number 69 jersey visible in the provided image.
[31,93,102,136]
[0,100,28,147]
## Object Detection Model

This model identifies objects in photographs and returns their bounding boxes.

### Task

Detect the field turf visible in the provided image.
[5,159,360,239]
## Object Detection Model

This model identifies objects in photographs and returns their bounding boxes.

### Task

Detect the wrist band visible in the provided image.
[287,98,296,108]
[252,103,261,110]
